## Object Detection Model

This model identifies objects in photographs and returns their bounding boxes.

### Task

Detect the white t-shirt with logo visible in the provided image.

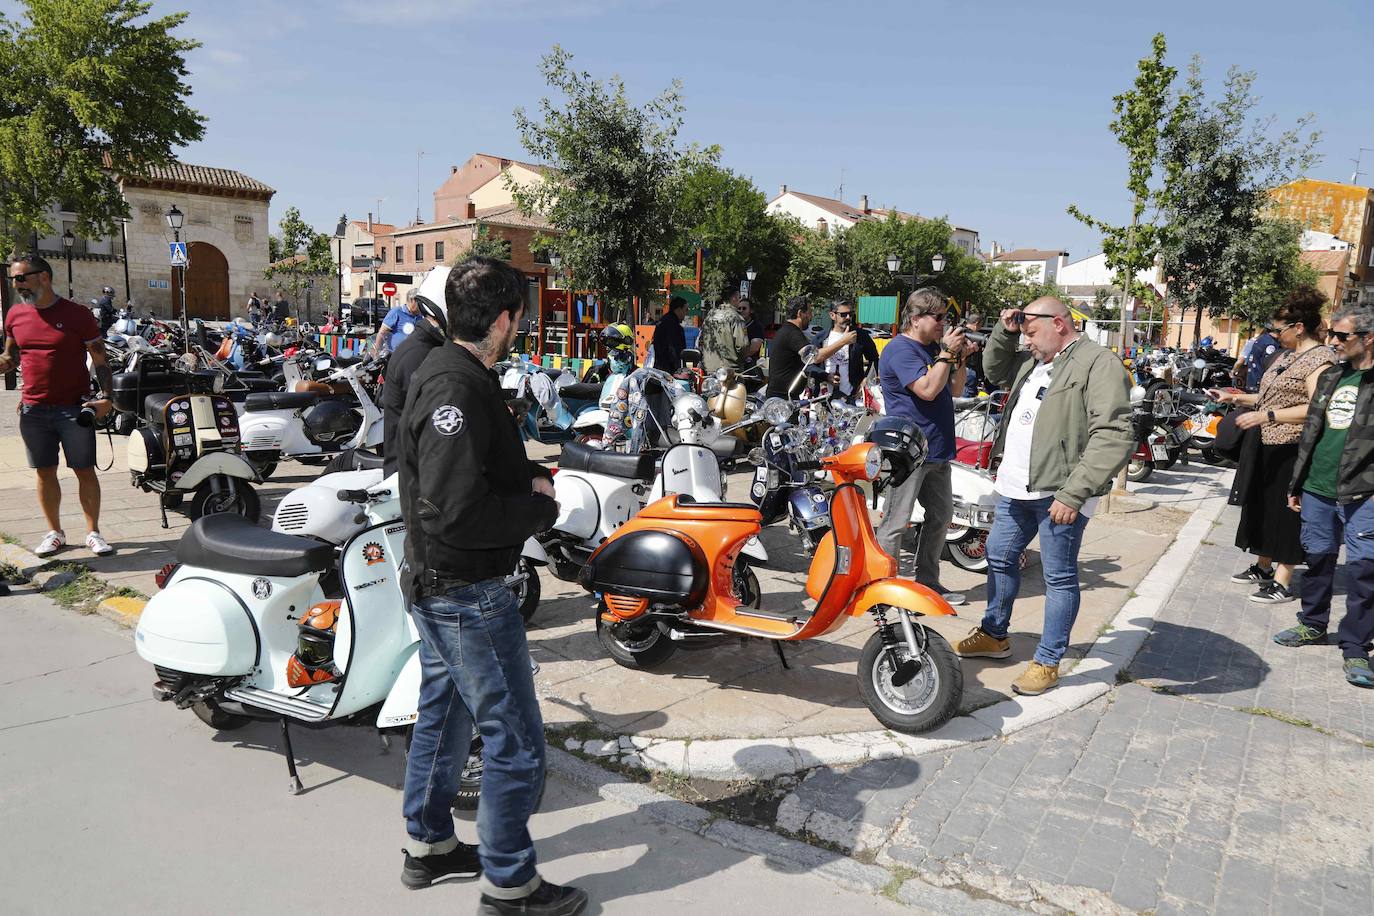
[825,330,852,395]
[996,357,1097,517]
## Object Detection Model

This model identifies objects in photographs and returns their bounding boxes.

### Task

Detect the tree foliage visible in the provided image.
[1068,32,1174,306]
[461,223,512,262]
[511,46,711,318]
[0,0,205,253]
[1158,61,1319,338]
[669,160,791,306]
[1229,217,1319,324]
[776,219,841,306]
[265,206,336,309]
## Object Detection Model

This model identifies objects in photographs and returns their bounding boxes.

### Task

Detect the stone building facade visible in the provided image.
[31,161,274,319]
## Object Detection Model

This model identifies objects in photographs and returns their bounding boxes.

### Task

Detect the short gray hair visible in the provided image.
[1330,303,1374,332]
[405,288,419,302]
[899,288,948,331]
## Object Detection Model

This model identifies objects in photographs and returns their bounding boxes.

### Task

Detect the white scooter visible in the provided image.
[542,373,767,580]
[237,357,386,478]
[271,466,548,622]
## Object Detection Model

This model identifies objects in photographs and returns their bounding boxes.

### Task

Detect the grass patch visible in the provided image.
[1,532,21,546]
[1,562,23,582]
[1096,622,1116,637]
[1238,706,1313,729]
[1201,539,1216,546]
[45,564,110,611]
[881,867,917,902]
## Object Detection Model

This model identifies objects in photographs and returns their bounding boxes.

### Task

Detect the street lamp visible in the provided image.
[886,252,946,291]
[334,212,348,323]
[548,251,562,288]
[742,265,757,299]
[166,205,189,353]
[62,229,75,298]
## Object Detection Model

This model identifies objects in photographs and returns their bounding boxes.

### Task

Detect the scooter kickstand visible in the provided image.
[772,640,791,670]
[280,717,304,795]
[378,729,392,755]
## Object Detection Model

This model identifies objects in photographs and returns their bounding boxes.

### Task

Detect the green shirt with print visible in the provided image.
[1303,368,1363,498]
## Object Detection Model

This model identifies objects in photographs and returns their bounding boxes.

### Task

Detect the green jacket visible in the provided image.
[983,323,1134,510]
[698,304,748,373]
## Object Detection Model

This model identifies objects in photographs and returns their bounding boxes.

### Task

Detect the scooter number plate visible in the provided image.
[1150,443,1170,461]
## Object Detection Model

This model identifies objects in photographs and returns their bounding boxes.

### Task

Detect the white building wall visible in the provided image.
[766,194,857,232]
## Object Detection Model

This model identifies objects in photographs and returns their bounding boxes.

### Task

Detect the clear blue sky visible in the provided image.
[119,0,1374,261]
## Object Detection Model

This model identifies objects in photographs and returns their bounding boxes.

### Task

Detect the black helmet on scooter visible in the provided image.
[865,417,927,488]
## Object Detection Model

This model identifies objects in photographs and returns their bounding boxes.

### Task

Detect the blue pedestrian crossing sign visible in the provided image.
[169,242,188,267]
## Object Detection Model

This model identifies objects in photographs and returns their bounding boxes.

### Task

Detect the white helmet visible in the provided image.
[263,331,282,347]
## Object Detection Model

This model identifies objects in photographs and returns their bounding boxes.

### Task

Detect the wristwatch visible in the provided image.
[1267,410,1276,425]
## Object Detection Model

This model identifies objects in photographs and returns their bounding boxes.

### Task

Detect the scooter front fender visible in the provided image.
[741,535,768,563]
[522,536,550,566]
[173,452,261,491]
[849,579,956,618]
[376,644,420,729]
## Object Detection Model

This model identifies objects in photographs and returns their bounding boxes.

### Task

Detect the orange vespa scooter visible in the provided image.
[579,421,963,734]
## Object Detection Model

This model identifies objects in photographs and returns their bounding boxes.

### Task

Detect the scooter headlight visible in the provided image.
[761,397,792,427]
[864,444,882,480]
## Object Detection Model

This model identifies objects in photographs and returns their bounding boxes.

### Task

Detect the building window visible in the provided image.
[380,248,386,264]
[395,246,403,263]
[435,241,445,261]
[415,243,424,262]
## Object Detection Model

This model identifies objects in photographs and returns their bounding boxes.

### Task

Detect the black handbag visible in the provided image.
[1211,409,1245,461]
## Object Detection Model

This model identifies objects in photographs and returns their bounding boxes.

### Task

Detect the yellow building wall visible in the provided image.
[1269,179,1374,284]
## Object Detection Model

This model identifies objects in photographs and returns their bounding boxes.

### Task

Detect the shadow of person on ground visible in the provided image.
[1125,619,1271,695]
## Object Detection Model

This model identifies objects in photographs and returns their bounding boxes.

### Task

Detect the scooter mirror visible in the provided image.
[800,345,818,366]
[1193,358,1206,370]
[748,447,765,466]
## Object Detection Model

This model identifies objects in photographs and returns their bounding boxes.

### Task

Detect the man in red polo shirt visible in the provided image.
[1,254,116,556]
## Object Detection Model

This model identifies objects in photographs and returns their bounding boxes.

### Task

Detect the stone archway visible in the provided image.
[172,242,230,320]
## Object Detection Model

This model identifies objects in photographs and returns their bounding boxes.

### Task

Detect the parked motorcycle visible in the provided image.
[583,424,963,734]
[112,351,261,525]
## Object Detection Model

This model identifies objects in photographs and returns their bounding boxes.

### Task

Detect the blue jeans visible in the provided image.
[403,578,545,894]
[980,495,1090,667]
[1298,493,1374,659]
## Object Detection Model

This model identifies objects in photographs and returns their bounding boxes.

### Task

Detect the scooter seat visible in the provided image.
[144,393,176,426]
[244,390,320,412]
[178,513,335,578]
[558,382,603,401]
[954,438,993,470]
[1177,390,1211,406]
[350,447,386,470]
[639,493,761,522]
[558,441,658,482]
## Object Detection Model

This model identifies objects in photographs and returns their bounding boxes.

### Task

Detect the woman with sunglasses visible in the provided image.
[1215,287,1335,604]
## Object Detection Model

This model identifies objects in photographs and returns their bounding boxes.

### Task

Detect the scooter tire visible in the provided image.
[1126,457,1154,483]
[858,625,962,734]
[192,700,252,731]
[514,558,541,625]
[944,531,990,572]
[595,613,677,670]
[188,479,261,523]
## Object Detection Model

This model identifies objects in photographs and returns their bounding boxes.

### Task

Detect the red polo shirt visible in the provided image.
[3,297,101,405]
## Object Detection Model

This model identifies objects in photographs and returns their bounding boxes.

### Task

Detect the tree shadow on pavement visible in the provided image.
[1125,620,1271,696]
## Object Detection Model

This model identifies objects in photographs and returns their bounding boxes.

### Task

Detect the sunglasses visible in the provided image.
[1012,311,1057,325]
[1328,329,1369,342]
[833,311,854,319]
[7,269,44,283]
[1275,322,1299,334]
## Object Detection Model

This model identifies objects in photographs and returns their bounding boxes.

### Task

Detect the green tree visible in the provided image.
[967,262,1066,315]
[265,207,336,319]
[510,46,711,320]
[669,161,790,306]
[0,0,205,252]
[1068,33,1175,331]
[777,220,841,305]
[1157,61,1319,340]
[832,212,970,303]
[1230,217,1319,325]
[460,223,512,262]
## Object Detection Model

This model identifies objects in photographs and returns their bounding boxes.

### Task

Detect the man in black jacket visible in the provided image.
[1276,303,1374,689]
[651,295,687,372]
[395,258,585,914]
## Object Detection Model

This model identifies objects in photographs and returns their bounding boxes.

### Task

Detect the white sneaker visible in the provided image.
[86,531,114,556]
[34,530,66,557]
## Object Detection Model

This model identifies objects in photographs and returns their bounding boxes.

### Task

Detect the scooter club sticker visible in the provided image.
[431,404,465,436]
[362,541,386,565]
[251,577,272,599]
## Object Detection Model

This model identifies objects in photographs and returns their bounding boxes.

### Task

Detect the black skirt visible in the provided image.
[1234,441,1303,564]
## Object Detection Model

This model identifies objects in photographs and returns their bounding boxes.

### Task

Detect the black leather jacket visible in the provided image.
[1290,363,1374,504]
[396,342,555,597]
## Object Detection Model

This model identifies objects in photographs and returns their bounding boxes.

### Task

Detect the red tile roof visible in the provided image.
[992,248,1068,262]
[111,157,274,197]
[1300,249,1353,274]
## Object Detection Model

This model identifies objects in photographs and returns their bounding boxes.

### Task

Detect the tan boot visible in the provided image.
[954,627,1011,659]
[1011,661,1060,696]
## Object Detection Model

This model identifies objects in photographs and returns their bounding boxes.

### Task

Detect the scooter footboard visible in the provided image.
[850,580,957,618]
[134,576,259,675]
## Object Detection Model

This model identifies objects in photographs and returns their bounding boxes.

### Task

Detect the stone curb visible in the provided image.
[0,542,54,580]
[562,492,1231,781]
[96,595,147,628]
[544,747,896,899]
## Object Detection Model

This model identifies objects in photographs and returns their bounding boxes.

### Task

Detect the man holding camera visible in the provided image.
[2,255,115,557]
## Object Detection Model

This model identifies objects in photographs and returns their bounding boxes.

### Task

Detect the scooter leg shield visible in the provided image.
[376,643,421,729]
[134,578,258,675]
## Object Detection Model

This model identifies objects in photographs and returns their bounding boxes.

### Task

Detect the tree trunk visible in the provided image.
[1192,302,1204,348]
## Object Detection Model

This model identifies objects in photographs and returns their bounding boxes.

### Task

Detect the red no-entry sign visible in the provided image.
[381,281,398,297]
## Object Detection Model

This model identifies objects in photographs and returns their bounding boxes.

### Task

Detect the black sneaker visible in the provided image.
[1249,583,1295,604]
[1273,623,1328,647]
[401,843,481,889]
[479,880,588,915]
[1231,563,1275,584]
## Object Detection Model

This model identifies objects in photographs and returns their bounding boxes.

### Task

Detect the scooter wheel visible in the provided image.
[858,625,962,734]
[1126,457,1154,483]
[513,558,542,625]
[595,612,677,670]
[189,480,261,523]
[192,700,251,731]
[944,531,990,572]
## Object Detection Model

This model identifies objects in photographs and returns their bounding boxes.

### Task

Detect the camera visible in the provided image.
[76,405,98,427]
[961,328,990,346]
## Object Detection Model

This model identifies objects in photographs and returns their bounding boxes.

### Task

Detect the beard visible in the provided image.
[473,313,521,362]
[16,288,35,304]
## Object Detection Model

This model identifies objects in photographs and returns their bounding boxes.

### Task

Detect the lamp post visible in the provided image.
[886,252,946,293]
[166,205,188,354]
[743,264,757,299]
[118,217,131,304]
[334,213,348,323]
[62,229,76,298]
[548,251,562,288]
